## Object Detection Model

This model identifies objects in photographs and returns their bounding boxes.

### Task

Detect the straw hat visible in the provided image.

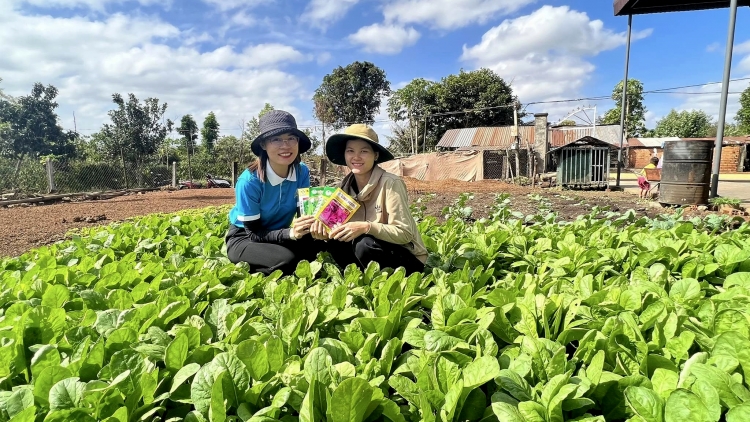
[325,124,394,166]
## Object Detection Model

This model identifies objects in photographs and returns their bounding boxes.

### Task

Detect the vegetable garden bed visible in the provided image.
[1,199,749,421]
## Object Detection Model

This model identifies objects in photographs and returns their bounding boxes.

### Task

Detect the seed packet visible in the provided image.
[315,188,360,232]
[297,188,310,216]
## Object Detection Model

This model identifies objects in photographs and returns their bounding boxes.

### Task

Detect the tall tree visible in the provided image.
[412,69,518,150]
[0,78,12,101]
[736,85,750,135]
[0,83,76,182]
[201,111,220,153]
[243,103,276,144]
[387,78,435,154]
[100,93,173,167]
[177,114,199,154]
[653,109,713,138]
[600,79,647,138]
[313,61,390,129]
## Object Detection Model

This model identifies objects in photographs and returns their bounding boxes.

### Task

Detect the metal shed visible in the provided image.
[549,137,614,189]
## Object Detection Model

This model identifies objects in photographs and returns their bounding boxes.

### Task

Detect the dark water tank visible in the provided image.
[659,140,713,206]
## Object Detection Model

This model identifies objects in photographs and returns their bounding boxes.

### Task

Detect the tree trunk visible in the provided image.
[11,154,25,189]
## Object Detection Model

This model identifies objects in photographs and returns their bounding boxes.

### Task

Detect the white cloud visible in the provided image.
[461,5,651,120]
[383,0,536,30]
[0,7,311,136]
[302,0,360,30]
[706,42,721,53]
[316,51,333,65]
[348,24,420,54]
[736,40,750,55]
[10,0,171,11]
[673,79,750,123]
[201,0,270,12]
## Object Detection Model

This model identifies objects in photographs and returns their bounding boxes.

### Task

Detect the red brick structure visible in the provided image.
[627,137,750,173]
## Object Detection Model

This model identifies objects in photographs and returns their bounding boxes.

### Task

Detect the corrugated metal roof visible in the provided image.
[436,129,460,148]
[550,125,622,147]
[454,127,478,148]
[437,126,535,149]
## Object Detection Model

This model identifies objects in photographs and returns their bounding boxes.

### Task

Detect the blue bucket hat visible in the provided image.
[251,110,311,156]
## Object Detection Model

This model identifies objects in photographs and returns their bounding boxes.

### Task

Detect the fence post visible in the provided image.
[46,157,57,193]
[231,161,238,187]
[172,161,177,188]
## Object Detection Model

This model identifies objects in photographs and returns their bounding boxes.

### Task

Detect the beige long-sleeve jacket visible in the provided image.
[340,166,428,263]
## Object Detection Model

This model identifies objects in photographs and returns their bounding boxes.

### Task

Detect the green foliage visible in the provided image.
[3,198,750,421]
[314,61,391,130]
[388,69,518,151]
[708,196,741,207]
[653,110,713,138]
[0,83,76,162]
[178,114,199,153]
[601,79,647,137]
[200,112,220,153]
[387,78,435,154]
[100,93,174,165]
[736,85,750,135]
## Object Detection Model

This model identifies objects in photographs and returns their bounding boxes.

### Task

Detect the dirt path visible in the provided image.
[0,179,721,258]
[0,189,235,258]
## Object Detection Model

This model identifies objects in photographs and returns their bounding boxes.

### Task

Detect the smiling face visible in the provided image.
[262,132,300,167]
[344,139,379,176]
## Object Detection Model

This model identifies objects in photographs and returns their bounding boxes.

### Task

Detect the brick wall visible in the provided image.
[719,146,741,173]
[628,148,659,169]
[628,146,744,173]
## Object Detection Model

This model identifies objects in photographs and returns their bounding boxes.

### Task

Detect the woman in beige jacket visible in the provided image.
[310,124,427,275]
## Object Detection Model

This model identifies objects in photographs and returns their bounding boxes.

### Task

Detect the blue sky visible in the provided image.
[1,0,749,145]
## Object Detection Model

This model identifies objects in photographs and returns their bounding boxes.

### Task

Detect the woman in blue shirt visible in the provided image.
[225,110,321,275]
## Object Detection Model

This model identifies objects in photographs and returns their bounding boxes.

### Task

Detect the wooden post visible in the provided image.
[231,161,238,187]
[172,161,177,188]
[46,157,56,193]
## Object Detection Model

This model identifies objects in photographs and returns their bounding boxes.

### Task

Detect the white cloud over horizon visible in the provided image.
[0,4,312,136]
[461,5,652,121]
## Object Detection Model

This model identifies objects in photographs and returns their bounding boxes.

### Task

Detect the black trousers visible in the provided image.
[225,225,325,276]
[326,235,425,276]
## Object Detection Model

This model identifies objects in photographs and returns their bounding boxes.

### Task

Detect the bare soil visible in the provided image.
[0,180,731,258]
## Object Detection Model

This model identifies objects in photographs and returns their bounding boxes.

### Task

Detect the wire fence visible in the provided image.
[0,154,349,199]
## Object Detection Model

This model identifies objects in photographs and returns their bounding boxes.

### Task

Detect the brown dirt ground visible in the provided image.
[0,179,733,258]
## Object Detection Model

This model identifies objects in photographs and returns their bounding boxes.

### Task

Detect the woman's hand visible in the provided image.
[330,222,370,242]
[291,216,315,239]
[309,220,330,241]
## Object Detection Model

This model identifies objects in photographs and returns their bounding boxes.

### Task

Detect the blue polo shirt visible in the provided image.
[229,162,310,230]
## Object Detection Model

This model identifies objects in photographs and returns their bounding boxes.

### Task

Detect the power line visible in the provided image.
[64,76,750,133]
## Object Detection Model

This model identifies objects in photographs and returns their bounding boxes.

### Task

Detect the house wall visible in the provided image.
[627,146,745,173]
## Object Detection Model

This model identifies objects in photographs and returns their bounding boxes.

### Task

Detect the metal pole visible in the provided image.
[710,0,738,199]
[616,14,632,188]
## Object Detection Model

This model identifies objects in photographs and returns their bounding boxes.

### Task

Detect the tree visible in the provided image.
[736,85,750,135]
[387,78,435,154]
[706,122,743,137]
[201,111,220,153]
[0,78,12,101]
[243,103,276,144]
[600,79,647,138]
[177,114,199,182]
[313,61,391,129]
[653,109,713,138]
[0,83,76,182]
[396,69,518,150]
[558,120,577,126]
[100,93,173,167]
[177,115,199,154]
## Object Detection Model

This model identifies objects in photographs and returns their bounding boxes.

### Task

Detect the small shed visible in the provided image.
[549,136,615,189]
